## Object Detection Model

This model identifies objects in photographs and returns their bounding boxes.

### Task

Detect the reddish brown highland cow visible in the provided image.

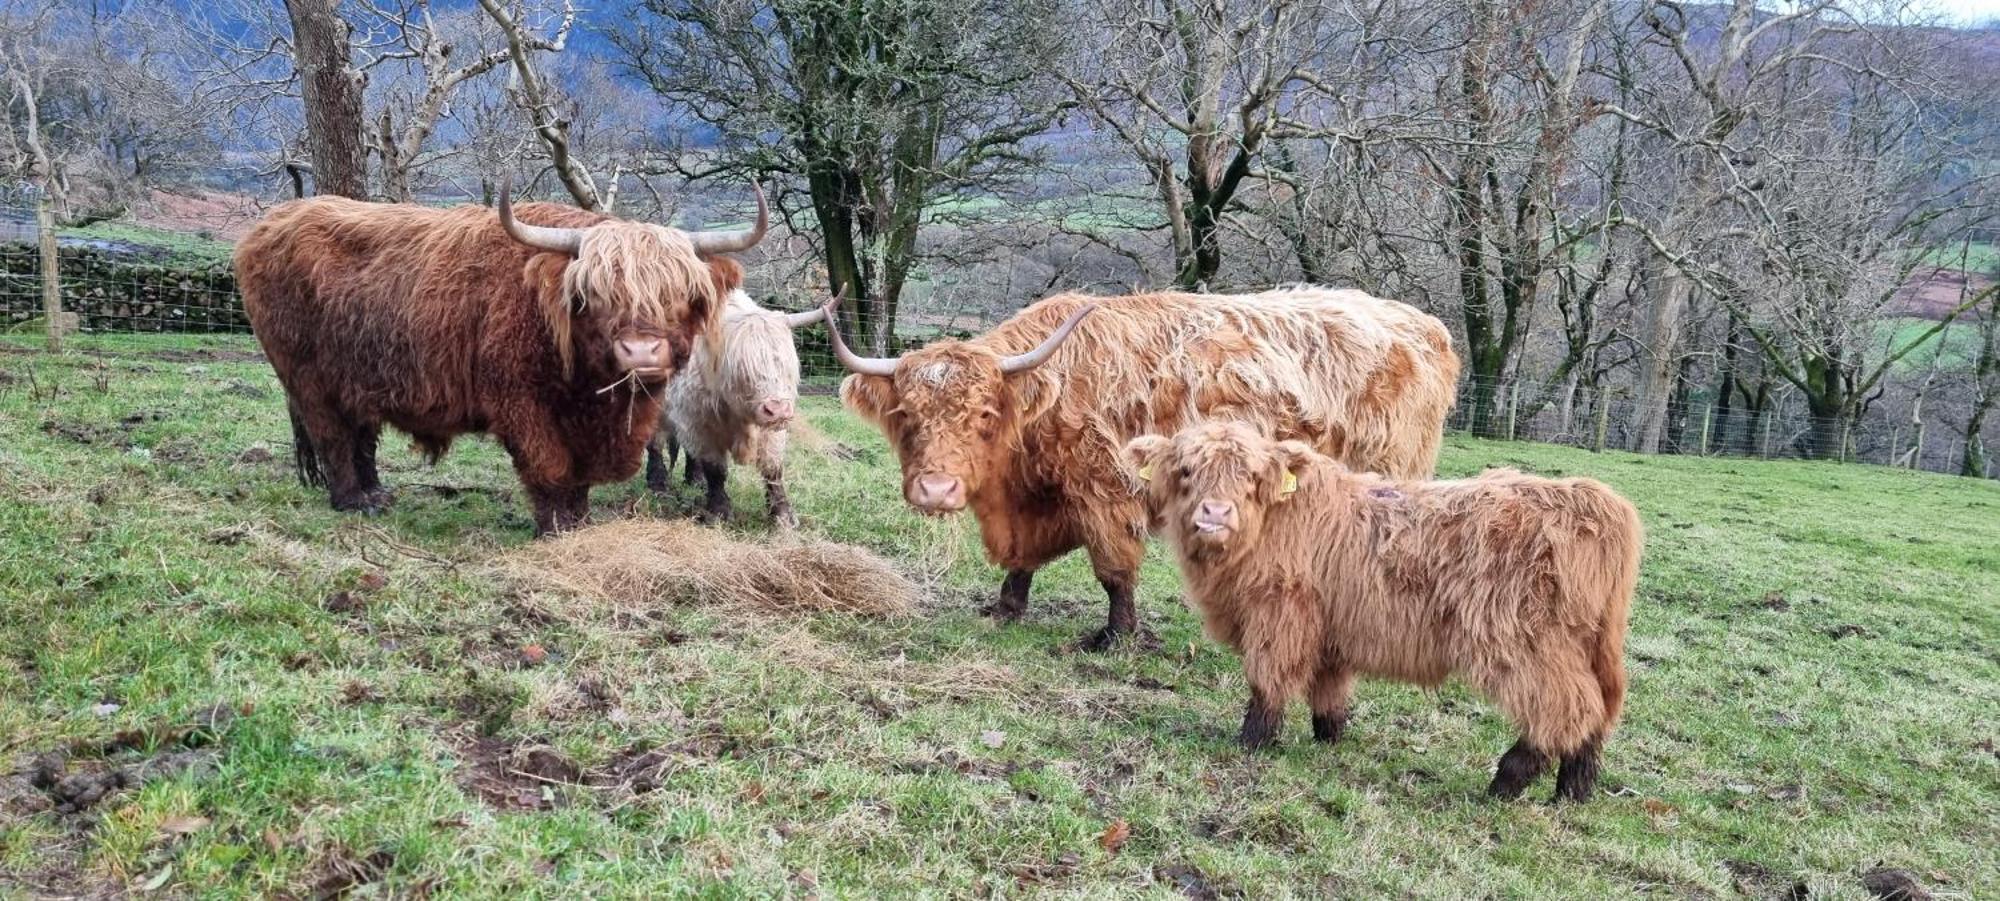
[1126,421,1641,801]
[236,182,766,535]
[826,288,1459,649]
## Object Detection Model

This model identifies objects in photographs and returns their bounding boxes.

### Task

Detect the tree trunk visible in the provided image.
[1963,293,1998,477]
[285,0,368,200]
[1630,252,1690,452]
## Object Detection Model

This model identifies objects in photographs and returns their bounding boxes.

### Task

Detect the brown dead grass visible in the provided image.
[495,519,917,617]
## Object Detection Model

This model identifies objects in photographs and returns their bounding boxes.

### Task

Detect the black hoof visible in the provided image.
[979,601,1026,622]
[1311,713,1348,745]
[1079,625,1130,652]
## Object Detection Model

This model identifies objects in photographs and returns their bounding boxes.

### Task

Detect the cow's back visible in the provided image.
[989,288,1458,483]
[235,197,599,425]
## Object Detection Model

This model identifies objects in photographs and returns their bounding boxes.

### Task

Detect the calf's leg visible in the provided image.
[1488,739,1550,800]
[697,458,732,522]
[1555,735,1603,802]
[1308,666,1356,744]
[757,430,797,529]
[1239,684,1285,750]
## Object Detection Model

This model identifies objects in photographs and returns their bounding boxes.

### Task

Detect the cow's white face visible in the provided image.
[716,309,803,427]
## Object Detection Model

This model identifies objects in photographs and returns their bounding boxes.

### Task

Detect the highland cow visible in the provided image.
[825,287,1459,649]
[236,180,767,535]
[646,290,821,527]
[1125,422,1641,801]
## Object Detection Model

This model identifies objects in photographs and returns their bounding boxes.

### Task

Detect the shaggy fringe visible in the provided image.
[493,519,916,617]
[554,225,726,379]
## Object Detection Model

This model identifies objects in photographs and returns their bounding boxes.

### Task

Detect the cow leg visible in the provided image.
[680,436,701,486]
[980,569,1034,622]
[1239,682,1285,750]
[761,467,796,529]
[1309,665,1356,745]
[527,483,589,537]
[1080,534,1143,651]
[351,422,389,508]
[697,458,732,523]
[644,437,670,495]
[294,401,379,514]
[1488,739,1551,800]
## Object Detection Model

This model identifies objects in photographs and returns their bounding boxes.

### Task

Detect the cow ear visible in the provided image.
[1272,440,1316,501]
[840,373,898,425]
[1010,370,1060,423]
[1123,435,1170,482]
[706,255,744,298]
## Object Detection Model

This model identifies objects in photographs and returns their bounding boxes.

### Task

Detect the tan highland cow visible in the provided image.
[1125,421,1642,801]
[826,287,1459,649]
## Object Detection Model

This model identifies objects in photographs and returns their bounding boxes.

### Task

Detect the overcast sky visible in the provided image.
[1924,0,2000,23]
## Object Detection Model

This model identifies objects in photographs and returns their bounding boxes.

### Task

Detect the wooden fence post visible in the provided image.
[37,191,61,353]
[1761,415,1774,459]
[1505,384,1521,441]
[1698,405,1713,456]
[1593,395,1611,453]
[1910,423,1926,470]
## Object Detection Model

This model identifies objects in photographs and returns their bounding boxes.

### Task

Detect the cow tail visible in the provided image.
[288,402,325,488]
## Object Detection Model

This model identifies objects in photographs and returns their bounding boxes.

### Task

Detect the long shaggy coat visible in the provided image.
[1126,421,1641,801]
[648,290,808,527]
[237,197,735,535]
[842,287,1459,647]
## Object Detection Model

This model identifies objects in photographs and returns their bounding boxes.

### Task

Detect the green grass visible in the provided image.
[1875,316,1987,373]
[57,222,235,268]
[1924,241,1999,276]
[2,334,1997,898]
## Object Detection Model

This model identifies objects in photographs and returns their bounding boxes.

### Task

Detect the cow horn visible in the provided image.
[783,308,822,329]
[688,183,769,255]
[822,290,900,377]
[998,303,1096,375]
[496,175,584,256]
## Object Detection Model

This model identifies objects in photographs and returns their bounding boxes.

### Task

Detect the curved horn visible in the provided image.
[783,308,823,329]
[822,290,899,377]
[998,303,1097,374]
[496,175,584,256]
[688,182,770,255]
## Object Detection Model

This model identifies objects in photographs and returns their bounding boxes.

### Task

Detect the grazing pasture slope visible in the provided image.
[0,334,1996,898]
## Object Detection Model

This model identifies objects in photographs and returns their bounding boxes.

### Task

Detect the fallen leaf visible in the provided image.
[356,571,388,592]
[979,730,1006,749]
[138,866,173,892]
[262,828,286,852]
[1099,819,1131,854]
[1640,798,1676,817]
[742,781,768,804]
[519,644,549,666]
[159,815,210,836]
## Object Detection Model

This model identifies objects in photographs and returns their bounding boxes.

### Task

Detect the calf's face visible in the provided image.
[721,312,804,427]
[1125,422,1316,552]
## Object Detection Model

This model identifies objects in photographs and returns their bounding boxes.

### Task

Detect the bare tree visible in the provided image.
[1066,0,1335,289]
[284,0,369,199]
[475,0,600,209]
[613,0,1072,352]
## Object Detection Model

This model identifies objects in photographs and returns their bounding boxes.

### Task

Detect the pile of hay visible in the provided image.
[495,520,917,617]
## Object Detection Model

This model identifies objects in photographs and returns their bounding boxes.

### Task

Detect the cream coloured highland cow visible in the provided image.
[1125,421,1642,801]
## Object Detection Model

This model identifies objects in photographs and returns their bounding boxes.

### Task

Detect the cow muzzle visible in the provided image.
[1190,499,1238,541]
[908,473,966,514]
[616,337,673,381]
[755,397,796,426]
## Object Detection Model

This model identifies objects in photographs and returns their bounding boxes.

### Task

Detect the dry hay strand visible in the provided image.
[496,519,916,617]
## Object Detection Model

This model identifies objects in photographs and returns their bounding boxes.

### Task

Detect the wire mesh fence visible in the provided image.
[4,194,1992,481]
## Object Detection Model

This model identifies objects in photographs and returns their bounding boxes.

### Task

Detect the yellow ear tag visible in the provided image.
[1280,470,1298,497]
[1136,464,1153,483]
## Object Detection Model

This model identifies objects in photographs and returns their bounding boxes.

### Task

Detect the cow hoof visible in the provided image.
[771,507,799,529]
[646,477,670,495]
[333,492,391,515]
[1079,626,1131,652]
[695,506,731,525]
[978,601,1026,623]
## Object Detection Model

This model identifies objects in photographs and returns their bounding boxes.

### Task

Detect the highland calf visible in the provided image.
[827,287,1459,649]
[1125,422,1641,802]
[646,290,821,527]
[236,180,767,535]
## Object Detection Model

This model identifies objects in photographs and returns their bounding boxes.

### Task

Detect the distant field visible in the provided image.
[2,334,1996,897]
[1875,316,1987,373]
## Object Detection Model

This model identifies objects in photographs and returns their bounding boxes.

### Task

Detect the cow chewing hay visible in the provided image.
[494,520,916,617]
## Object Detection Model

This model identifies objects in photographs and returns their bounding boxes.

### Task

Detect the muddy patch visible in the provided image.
[456,738,586,811]
[307,847,396,900]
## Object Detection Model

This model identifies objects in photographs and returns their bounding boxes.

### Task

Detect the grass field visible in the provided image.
[2,335,1997,899]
